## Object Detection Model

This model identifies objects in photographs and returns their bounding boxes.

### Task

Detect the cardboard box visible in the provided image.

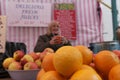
[0,16,6,53]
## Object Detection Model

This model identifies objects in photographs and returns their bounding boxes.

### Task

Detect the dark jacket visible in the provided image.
[34,34,71,52]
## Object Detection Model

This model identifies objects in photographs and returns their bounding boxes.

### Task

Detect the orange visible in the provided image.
[109,64,120,80]
[75,45,93,65]
[41,53,56,72]
[94,50,120,79]
[79,64,96,72]
[53,46,83,78]
[36,68,46,80]
[40,71,66,80]
[69,69,102,80]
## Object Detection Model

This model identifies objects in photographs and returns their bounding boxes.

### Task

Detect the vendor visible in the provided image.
[116,26,120,41]
[34,21,71,52]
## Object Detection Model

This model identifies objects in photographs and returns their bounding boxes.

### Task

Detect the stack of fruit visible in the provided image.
[2,45,120,80]
[3,50,39,70]
[2,48,54,71]
[35,45,120,80]
[2,48,54,80]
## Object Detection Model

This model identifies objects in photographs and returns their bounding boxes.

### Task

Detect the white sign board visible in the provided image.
[6,1,52,27]
[0,16,6,53]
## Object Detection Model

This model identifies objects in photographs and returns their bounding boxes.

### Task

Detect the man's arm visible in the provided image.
[34,36,51,52]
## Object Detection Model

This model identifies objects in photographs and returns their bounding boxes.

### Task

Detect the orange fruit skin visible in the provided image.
[79,64,96,73]
[75,45,93,65]
[36,68,46,80]
[40,71,66,80]
[41,53,56,72]
[69,69,102,80]
[109,64,120,80]
[53,46,83,78]
[94,50,120,79]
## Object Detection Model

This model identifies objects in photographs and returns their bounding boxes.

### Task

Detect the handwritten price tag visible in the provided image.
[0,16,6,53]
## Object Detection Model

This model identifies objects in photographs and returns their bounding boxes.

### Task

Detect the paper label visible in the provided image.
[0,16,6,53]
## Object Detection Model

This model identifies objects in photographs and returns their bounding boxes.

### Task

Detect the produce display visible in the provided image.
[3,50,40,70]
[2,45,120,80]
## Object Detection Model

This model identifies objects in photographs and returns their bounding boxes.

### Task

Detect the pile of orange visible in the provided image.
[36,45,120,80]
[94,50,120,80]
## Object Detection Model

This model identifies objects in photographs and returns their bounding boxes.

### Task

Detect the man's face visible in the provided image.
[51,25,60,35]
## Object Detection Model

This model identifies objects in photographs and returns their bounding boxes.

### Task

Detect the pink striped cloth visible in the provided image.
[1,0,103,52]
[0,0,1,15]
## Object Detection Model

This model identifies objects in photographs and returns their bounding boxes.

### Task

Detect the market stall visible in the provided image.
[0,0,120,80]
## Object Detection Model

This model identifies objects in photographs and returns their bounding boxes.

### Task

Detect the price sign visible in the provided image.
[0,16,6,53]
[54,3,76,40]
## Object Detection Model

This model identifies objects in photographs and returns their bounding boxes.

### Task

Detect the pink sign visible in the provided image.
[54,3,76,40]
[6,1,52,27]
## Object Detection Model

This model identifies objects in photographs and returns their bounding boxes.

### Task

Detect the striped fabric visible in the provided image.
[0,0,1,15]
[0,0,103,53]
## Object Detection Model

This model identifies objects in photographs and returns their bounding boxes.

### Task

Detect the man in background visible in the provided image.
[34,21,71,52]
